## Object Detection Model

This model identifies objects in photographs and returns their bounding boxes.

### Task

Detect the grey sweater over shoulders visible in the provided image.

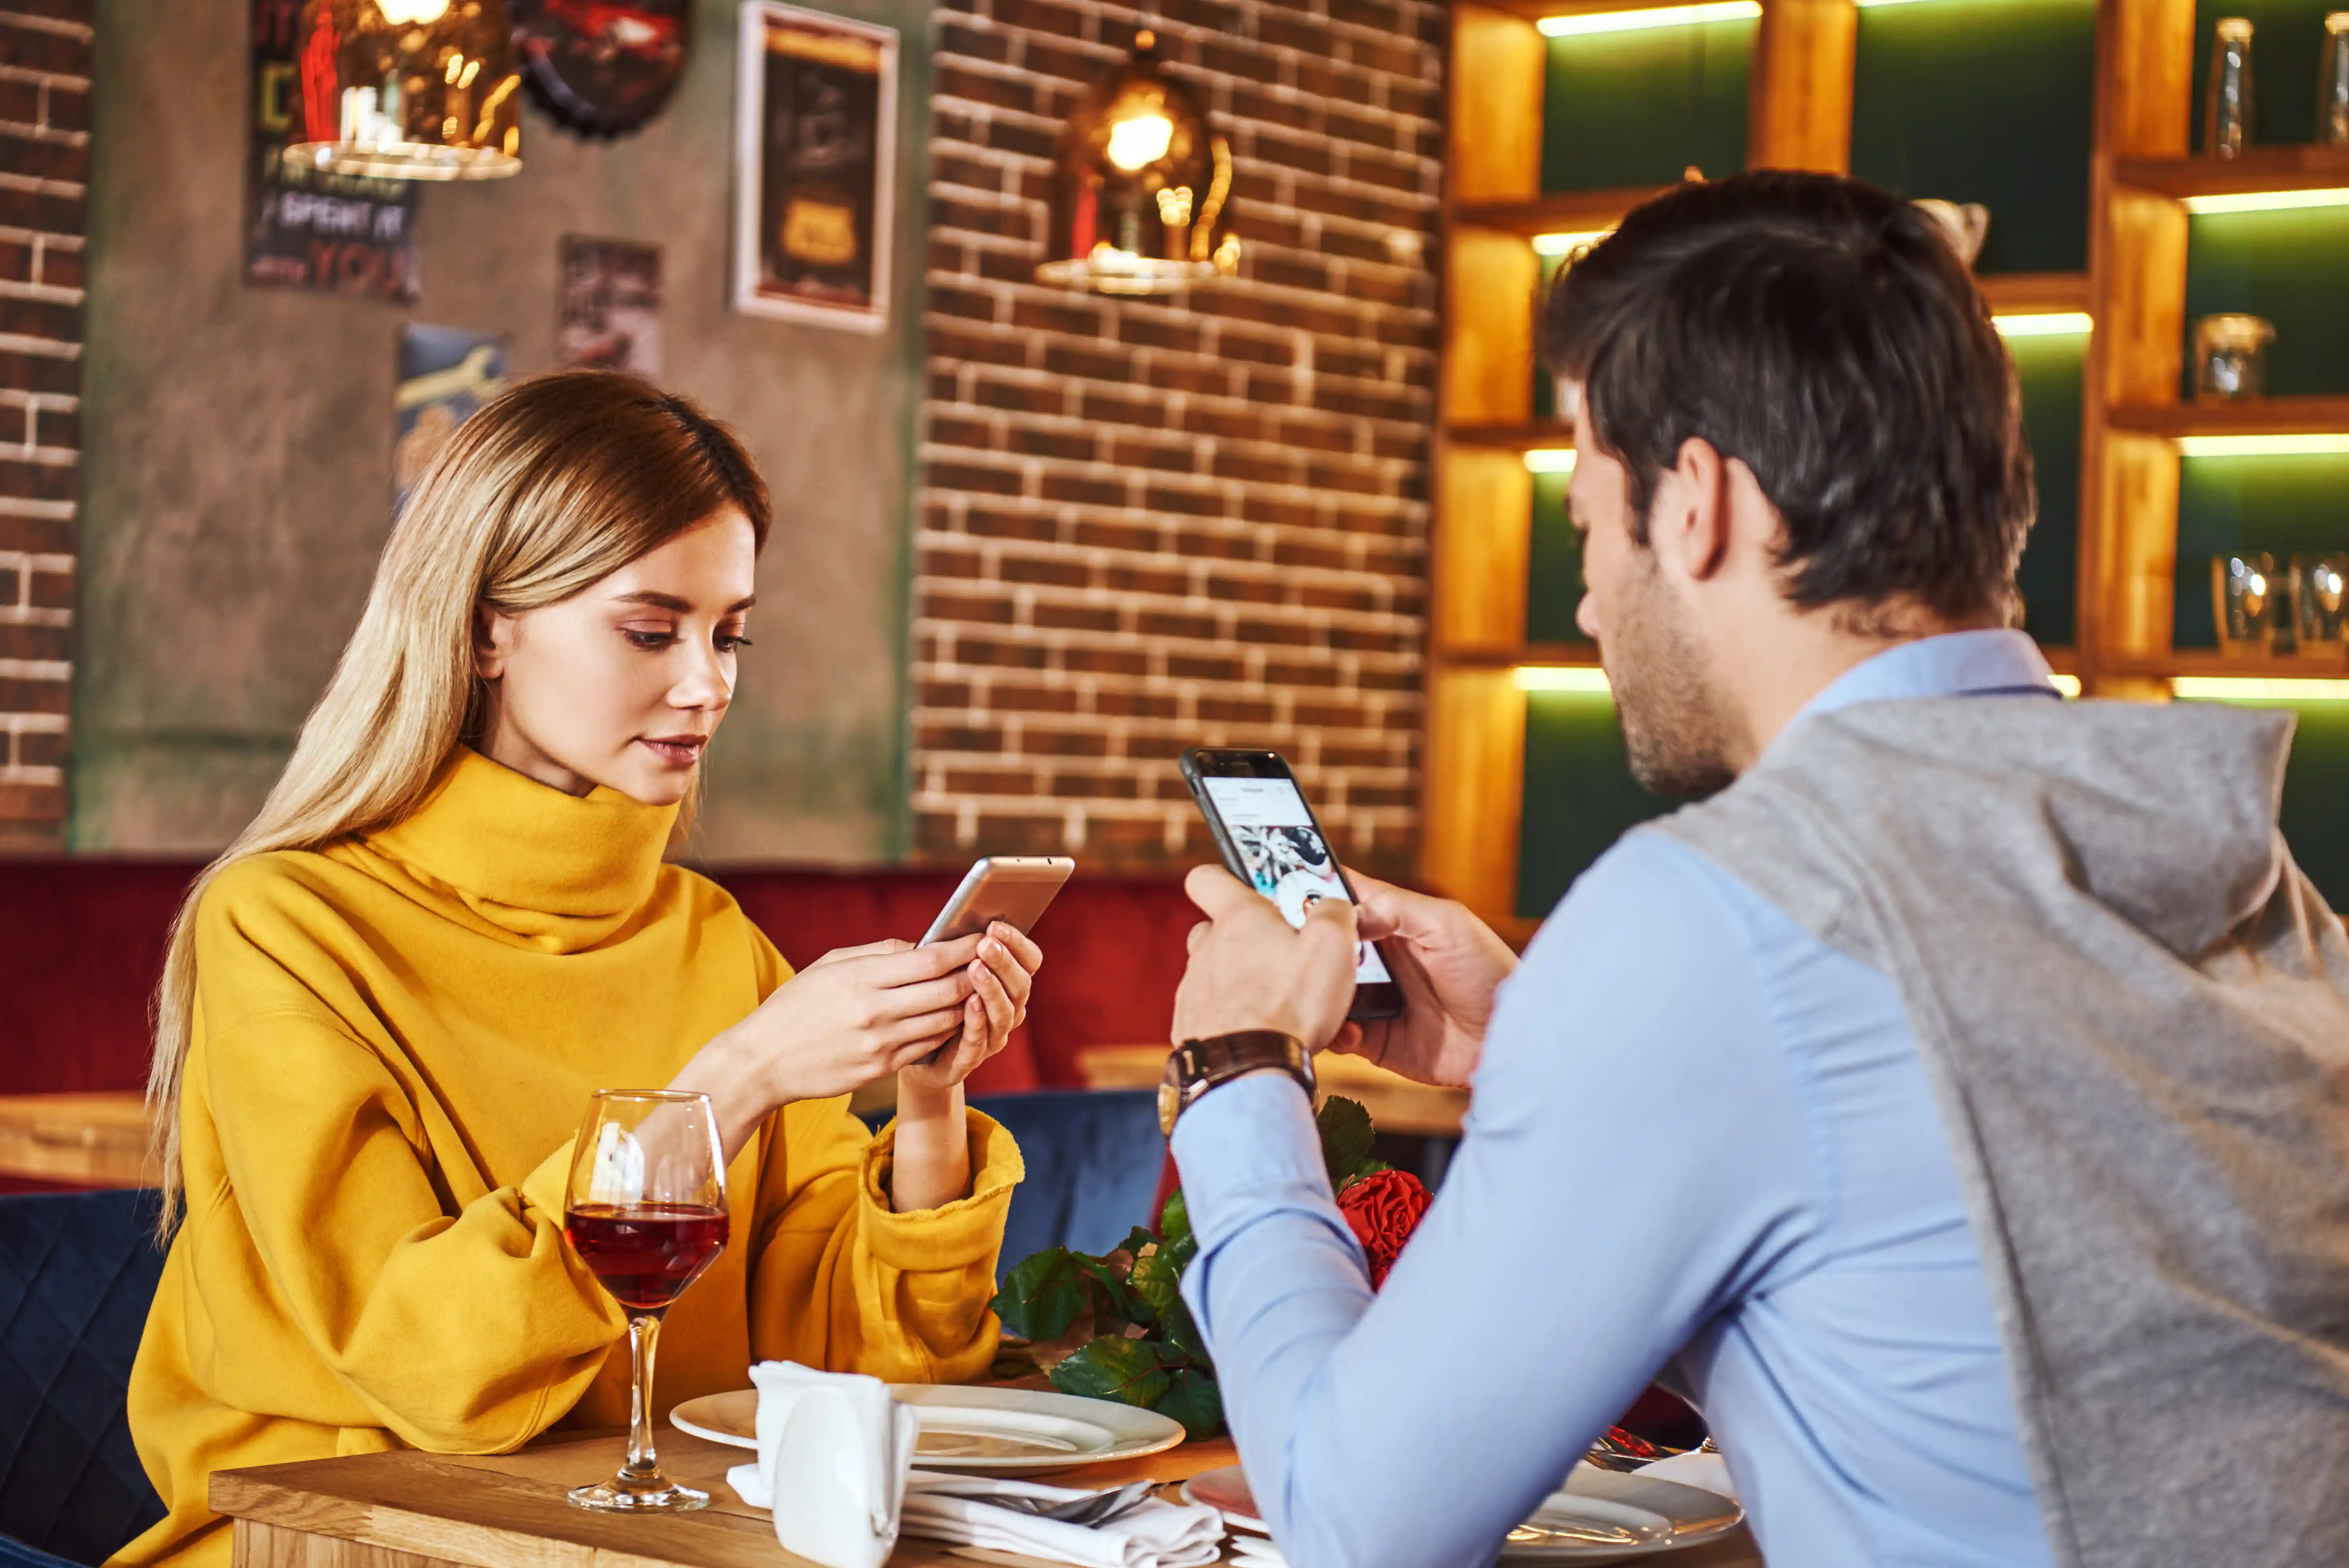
[1648,695,2349,1568]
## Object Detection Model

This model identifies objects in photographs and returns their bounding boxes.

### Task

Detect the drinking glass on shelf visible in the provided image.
[564,1090,731,1513]
[2215,552,2279,653]
[2193,314,2275,401]
[2322,14,2349,147]
[2208,17,2256,156]
[2292,552,2349,649]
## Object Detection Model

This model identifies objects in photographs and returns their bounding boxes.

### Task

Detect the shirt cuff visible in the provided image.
[857,1108,1026,1272]
[1169,1071,1332,1250]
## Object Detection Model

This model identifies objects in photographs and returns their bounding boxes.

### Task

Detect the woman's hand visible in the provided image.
[890,922,1042,1213]
[898,922,1042,1099]
[672,936,984,1162]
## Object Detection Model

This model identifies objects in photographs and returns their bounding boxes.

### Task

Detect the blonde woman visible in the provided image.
[117,373,1035,1568]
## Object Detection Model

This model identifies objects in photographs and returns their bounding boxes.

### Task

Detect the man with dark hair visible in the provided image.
[1159,171,2349,1568]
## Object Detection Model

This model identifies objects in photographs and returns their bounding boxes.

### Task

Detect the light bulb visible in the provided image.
[1106,112,1174,172]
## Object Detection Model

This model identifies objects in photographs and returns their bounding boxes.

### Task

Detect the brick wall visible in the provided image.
[0,0,88,849]
[914,0,1443,874]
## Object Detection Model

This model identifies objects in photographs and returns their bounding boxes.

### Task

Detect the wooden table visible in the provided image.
[0,1090,154,1186]
[1079,1046,1470,1139]
[212,1428,1760,1568]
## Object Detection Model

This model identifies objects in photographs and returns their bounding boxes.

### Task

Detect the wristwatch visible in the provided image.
[1159,1030,1315,1135]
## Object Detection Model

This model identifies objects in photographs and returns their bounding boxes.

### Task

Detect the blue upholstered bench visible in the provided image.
[0,1188,169,1567]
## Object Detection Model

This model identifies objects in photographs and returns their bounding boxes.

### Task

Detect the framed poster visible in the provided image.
[732,3,897,332]
[558,236,663,377]
[246,0,419,300]
[394,326,508,514]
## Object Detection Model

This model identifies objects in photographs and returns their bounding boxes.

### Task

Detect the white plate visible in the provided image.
[669,1384,1188,1476]
[1182,1465,1742,1563]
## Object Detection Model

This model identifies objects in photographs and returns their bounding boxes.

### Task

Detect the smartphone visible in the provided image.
[1180,748,1404,1021]
[919,856,1075,947]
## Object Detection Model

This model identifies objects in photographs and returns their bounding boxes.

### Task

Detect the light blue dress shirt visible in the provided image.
[1173,630,2063,1568]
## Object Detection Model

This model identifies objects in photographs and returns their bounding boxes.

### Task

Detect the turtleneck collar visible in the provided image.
[360,748,681,951]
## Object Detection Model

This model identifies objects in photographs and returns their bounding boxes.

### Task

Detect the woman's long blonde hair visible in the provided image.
[146,371,771,1236]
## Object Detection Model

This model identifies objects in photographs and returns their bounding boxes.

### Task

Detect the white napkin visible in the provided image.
[724,1361,918,1568]
[901,1473,1225,1568]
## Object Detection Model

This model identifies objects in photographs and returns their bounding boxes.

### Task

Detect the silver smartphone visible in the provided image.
[919,856,1075,946]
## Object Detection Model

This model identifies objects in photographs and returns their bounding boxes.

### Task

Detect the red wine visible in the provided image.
[565,1202,730,1312]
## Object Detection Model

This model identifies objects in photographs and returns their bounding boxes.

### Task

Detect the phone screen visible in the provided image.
[1198,776,1394,985]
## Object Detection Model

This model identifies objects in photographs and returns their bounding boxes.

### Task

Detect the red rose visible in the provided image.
[1335,1168,1432,1289]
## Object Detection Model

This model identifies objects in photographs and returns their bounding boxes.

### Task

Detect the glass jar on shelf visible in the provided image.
[2292,553,2349,653]
[2193,314,2276,401]
[2208,18,2257,157]
[2215,552,2279,655]
[2322,13,2349,148]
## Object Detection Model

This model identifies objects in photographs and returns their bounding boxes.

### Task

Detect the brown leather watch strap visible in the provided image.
[1159,1030,1314,1134]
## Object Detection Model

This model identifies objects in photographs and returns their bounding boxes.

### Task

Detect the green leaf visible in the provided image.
[1155,1369,1225,1440]
[1128,1243,1182,1317]
[1159,1188,1192,1253]
[1048,1335,1173,1409]
[1160,1293,1211,1369]
[1317,1096,1377,1186]
[1069,1253,1148,1324]
[1120,1226,1161,1259]
[992,1249,1089,1341]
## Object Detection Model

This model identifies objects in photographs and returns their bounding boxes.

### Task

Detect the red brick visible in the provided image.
[1059,644,1151,677]
[0,458,76,503]
[920,720,1007,751]
[999,553,1091,589]
[925,458,1024,497]
[1052,771,1140,798]
[1038,470,1126,508]
[924,587,1018,624]
[1093,688,1180,719]
[0,185,81,238]
[1071,517,1162,553]
[0,404,23,446]
[1021,727,1110,757]
[961,505,1061,544]
[1030,599,1122,634]
[0,622,66,660]
[0,80,38,125]
[25,557,74,600]
[989,681,1083,714]
[0,780,64,822]
[0,677,68,714]
[42,83,88,135]
[16,726,68,768]
[927,413,996,452]
[0,23,89,78]
[1004,424,1095,462]
[0,134,87,185]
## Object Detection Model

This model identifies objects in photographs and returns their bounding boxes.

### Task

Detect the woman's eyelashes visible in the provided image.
[620,623,752,652]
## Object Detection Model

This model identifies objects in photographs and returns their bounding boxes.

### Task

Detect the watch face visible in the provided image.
[510,0,693,137]
[1158,1079,1182,1137]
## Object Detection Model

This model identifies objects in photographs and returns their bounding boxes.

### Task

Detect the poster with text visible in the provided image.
[246,0,421,301]
[558,236,663,378]
[732,3,896,332]
[394,326,507,514]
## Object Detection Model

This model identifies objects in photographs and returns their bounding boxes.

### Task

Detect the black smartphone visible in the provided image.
[1180,747,1404,1021]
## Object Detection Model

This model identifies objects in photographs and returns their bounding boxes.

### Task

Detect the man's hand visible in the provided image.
[1173,864,1360,1050]
[1329,871,1517,1089]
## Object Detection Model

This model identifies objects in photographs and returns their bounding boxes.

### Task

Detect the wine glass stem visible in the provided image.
[621,1311,663,1482]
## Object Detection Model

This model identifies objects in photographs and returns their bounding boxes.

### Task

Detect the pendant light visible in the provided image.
[285,0,524,181]
[1037,31,1238,296]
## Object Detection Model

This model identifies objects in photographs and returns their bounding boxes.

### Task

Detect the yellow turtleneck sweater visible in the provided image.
[116,750,1023,1568]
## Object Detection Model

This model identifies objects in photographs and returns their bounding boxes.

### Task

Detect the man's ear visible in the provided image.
[474,605,514,681]
[1651,437,1731,585]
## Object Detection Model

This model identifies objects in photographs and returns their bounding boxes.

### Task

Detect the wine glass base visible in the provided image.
[567,1477,710,1513]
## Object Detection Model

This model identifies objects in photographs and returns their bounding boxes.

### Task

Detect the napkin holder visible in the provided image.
[744,1361,917,1568]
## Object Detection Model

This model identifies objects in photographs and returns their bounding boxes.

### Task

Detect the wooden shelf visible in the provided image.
[1436,643,1601,669]
[1450,187,1672,235]
[2113,147,2349,203]
[2104,649,2349,681]
[1446,421,1577,450]
[1978,271,2090,316]
[2106,395,2349,439]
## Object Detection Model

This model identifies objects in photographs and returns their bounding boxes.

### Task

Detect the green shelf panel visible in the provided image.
[1516,690,1676,918]
[1539,21,1754,194]
[2187,0,2345,151]
[2181,207,2349,400]
[2172,695,2349,907]
[2012,332,2086,647]
[1526,470,1594,645]
[2171,452,2349,647]
[1848,0,2097,275]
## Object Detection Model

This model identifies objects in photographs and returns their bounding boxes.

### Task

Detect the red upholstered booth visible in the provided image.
[0,861,1195,1100]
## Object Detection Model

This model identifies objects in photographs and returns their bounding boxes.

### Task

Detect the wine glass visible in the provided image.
[563,1089,731,1513]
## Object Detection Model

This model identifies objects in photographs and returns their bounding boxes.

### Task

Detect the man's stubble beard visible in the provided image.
[1602,551,1740,800]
